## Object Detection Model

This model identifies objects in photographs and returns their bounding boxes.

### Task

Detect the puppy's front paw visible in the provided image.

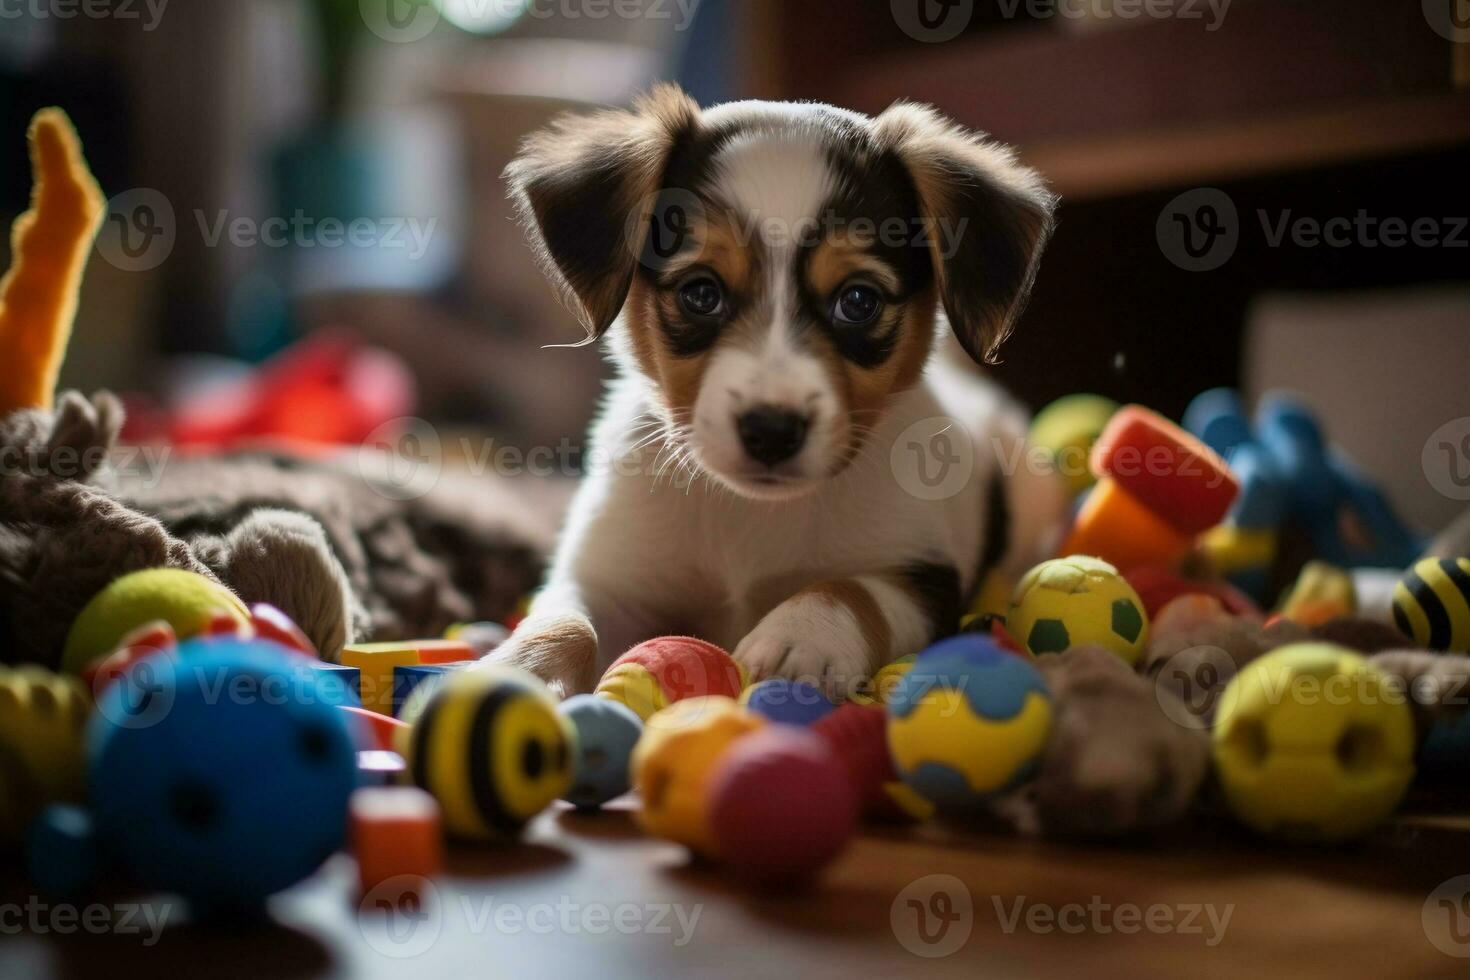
[734,595,875,700]
[484,612,598,698]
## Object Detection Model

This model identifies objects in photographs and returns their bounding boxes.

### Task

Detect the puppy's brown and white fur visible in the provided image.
[494,85,1067,697]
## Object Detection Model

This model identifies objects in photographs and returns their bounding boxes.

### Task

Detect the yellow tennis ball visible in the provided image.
[1030,394,1119,496]
[1007,556,1148,664]
[62,569,249,674]
[1213,643,1414,842]
[397,666,575,840]
[631,696,763,853]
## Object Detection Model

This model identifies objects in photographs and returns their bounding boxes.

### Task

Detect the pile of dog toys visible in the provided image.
[5,386,1469,911]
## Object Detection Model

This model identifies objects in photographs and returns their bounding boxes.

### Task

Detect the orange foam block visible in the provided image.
[413,639,477,665]
[350,787,443,896]
[1091,405,1238,535]
[1060,477,1192,572]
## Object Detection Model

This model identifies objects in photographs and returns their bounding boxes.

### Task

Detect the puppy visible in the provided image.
[494,85,1067,698]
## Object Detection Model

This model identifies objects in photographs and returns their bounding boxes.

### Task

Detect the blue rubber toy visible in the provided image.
[558,694,644,809]
[740,678,837,727]
[1185,388,1423,601]
[1256,394,1422,569]
[88,639,358,910]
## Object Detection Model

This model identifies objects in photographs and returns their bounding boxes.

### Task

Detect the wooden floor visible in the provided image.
[4,799,1470,979]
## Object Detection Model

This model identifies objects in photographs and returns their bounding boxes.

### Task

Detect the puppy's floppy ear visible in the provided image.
[504,83,700,342]
[875,103,1057,364]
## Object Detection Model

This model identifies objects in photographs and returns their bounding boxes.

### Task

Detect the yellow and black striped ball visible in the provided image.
[1392,557,1470,653]
[397,667,575,840]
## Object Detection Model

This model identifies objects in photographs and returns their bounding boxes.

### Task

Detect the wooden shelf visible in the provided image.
[1025,92,1470,200]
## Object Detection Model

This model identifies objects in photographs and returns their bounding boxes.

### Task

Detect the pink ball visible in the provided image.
[707,727,857,884]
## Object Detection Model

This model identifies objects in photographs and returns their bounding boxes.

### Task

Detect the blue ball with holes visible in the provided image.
[558,694,644,809]
[88,639,357,909]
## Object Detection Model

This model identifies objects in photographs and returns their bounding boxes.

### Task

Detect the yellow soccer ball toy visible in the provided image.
[1007,556,1148,664]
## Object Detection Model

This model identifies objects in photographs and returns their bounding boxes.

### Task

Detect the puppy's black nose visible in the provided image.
[737,407,808,467]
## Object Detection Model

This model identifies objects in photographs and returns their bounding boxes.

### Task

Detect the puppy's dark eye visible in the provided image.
[677,277,724,319]
[832,284,883,327]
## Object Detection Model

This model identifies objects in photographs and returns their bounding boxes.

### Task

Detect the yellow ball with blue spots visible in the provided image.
[1008,555,1148,664]
[886,635,1052,810]
[1392,557,1470,652]
[397,666,575,840]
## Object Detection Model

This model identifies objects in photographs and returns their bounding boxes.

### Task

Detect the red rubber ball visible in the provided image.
[609,636,744,702]
[707,727,857,884]
[811,702,894,815]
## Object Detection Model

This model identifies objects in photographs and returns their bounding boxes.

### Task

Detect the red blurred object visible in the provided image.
[1125,565,1262,619]
[342,705,410,752]
[811,702,898,819]
[154,331,414,450]
[351,786,443,896]
[201,610,253,640]
[83,620,178,694]
[1090,405,1239,535]
[249,603,317,657]
[707,727,857,884]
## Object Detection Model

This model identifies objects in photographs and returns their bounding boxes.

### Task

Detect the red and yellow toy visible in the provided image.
[595,636,747,721]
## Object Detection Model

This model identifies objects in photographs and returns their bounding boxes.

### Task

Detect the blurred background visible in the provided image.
[1,0,1467,531]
